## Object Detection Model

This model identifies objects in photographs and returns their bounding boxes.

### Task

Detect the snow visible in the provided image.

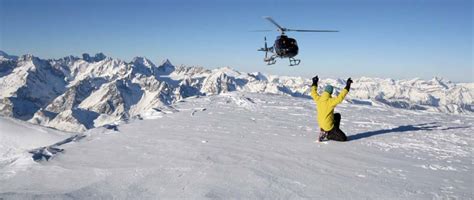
[1,52,472,133]
[0,51,472,198]
[0,117,73,180]
[0,92,472,199]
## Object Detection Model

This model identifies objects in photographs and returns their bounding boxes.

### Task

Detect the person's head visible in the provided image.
[324,85,334,95]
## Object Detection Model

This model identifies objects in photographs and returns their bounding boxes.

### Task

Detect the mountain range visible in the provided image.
[0,50,472,132]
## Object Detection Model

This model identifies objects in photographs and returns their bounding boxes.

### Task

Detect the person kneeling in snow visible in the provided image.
[310,75,353,142]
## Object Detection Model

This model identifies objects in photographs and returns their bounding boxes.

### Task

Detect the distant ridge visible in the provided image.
[0,51,472,131]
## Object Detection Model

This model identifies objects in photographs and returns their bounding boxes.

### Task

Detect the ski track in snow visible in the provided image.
[0,92,472,199]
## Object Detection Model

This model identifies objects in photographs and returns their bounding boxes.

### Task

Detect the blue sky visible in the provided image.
[0,0,472,82]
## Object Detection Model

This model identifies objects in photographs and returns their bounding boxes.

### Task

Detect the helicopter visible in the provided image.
[257,16,338,66]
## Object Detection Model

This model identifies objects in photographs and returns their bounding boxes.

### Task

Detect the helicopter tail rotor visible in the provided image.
[258,36,270,54]
[264,37,268,58]
[258,37,276,65]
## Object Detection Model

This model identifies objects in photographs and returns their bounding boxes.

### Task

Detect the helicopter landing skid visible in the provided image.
[264,56,277,65]
[289,58,301,66]
[266,60,277,65]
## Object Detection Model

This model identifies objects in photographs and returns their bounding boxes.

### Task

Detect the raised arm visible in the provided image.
[330,78,353,106]
[310,75,320,101]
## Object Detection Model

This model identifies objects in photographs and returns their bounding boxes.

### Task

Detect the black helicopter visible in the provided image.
[257,17,338,66]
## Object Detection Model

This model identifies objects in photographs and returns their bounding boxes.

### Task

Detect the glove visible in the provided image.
[312,75,319,86]
[345,78,353,90]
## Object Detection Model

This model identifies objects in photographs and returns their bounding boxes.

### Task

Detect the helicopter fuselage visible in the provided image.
[273,35,299,58]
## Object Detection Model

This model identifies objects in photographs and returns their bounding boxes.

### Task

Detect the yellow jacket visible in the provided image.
[311,86,349,131]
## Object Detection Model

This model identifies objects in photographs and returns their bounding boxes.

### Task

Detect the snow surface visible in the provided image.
[0,92,472,199]
[0,117,73,180]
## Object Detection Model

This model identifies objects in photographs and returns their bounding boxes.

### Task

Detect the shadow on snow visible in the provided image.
[348,122,470,141]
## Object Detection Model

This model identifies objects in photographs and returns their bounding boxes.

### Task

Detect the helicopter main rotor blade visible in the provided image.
[263,16,285,32]
[250,30,273,32]
[287,29,339,32]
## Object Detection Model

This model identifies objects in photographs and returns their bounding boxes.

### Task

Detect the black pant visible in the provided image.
[326,113,347,141]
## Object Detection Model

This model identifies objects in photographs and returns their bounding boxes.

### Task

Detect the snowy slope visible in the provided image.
[0,116,73,180]
[0,93,472,199]
[0,51,472,133]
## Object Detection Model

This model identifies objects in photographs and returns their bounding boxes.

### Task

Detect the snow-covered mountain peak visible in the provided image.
[156,59,175,75]
[161,59,172,66]
[431,76,448,82]
[15,54,54,73]
[0,50,18,61]
[18,54,38,62]
[128,57,156,77]
[82,53,107,63]
[249,72,269,81]
[57,55,81,63]
[212,66,241,77]
[132,57,156,69]
[358,76,387,82]
[430,77,451,89]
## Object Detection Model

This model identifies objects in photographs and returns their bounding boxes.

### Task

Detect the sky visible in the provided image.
[0,0,472,82]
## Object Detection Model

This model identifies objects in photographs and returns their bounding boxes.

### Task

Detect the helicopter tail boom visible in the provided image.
[258,37,277,65]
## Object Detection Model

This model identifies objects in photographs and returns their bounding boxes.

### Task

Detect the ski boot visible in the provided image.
[318,130,329,142]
